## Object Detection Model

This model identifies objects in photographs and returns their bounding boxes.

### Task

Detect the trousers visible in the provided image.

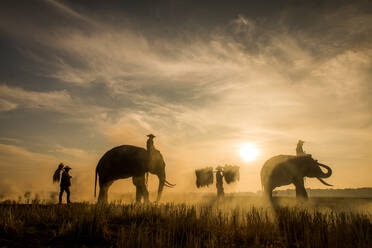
[59,186,70,203]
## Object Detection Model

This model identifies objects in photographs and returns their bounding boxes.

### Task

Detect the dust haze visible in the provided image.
[0,0,371,212]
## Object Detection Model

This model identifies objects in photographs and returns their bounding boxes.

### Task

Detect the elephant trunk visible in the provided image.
[318,163,332,178]
[316,163,333,186]
[156,173,176,202]
[157,173,165,202]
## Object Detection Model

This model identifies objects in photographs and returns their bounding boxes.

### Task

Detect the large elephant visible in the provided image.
[94,145,175,203]
[260,155,332,199]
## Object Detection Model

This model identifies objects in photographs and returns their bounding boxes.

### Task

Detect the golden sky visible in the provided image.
[0,0,371,200]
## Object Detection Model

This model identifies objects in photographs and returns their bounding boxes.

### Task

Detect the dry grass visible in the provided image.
[0,197,371,247]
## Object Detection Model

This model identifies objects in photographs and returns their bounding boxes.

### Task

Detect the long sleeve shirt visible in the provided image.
[147,138,154,152]
[296,144,306,156]
[60,171,71,187]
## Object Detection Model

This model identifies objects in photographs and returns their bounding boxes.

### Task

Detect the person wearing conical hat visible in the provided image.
[216,166,224,199]
[296,140,306,156]
[59,165,72,204]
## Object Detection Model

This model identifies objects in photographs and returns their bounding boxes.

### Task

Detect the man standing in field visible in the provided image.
[216,167,224,199]
[59,166,72,204]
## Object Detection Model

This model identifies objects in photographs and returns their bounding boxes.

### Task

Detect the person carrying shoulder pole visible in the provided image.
[59,166,72,204]
[216,166,224,199]
[53,163,72,204]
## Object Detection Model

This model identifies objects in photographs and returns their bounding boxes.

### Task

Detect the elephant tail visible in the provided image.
[94,167,98,198]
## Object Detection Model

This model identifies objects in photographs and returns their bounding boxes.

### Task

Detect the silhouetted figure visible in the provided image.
[146,134,156,167]
[296,140,306,156]
[95,145,175,204]
[59,166,72,204]
[216,167,224,198]
[261,155,333,200]
[146,134,156,153]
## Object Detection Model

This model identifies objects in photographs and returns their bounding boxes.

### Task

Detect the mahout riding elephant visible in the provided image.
[260,155,332,199]
[94,145,175,203]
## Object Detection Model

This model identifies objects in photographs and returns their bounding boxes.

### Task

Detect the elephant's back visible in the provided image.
[261,155,294,181]
[96,145,148,172]
[105,145,147,157]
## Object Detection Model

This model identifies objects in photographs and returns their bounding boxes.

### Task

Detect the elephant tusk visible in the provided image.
[164,181,175,187]
[159,178,176,187]
[160,180,174,188]
[165,179,176,186]
[164,179,176,187]
[317,177,333,186]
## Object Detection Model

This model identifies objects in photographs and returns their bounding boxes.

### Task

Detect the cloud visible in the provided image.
[0,85,71,112]
[43,0,94,24]
[0,84,116,128]
[0,0,371,194]
[0,137,22,144]
[54,144,99,166]
[0,144,58,194]
[0,98,18,111]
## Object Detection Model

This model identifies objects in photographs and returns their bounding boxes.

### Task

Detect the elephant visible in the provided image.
[260,155,332,199]
[94,145,175,203]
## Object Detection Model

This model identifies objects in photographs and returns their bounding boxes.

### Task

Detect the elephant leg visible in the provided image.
[98,181,113,203]
[293,178,308,199]
[263,183,274,200]
[132,177,141,202]
[268,188,273,200]
[135,186,142,203]
[142,183,149,203]
[133,176,148,203]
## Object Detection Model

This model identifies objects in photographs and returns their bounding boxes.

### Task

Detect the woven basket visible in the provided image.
[195,167,214,188]
[223,165,240,184]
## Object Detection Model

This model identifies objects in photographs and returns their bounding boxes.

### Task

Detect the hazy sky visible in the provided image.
[0,0,372,200]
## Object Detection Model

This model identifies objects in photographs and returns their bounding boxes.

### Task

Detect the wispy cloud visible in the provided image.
[0,98,18,111]
[0,1,371,197]
[42,0,94,24]
[0,85,71,112]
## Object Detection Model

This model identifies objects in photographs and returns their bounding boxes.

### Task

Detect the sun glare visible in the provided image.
[239,143,260,162]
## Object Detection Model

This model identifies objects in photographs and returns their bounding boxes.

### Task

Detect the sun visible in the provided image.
[239,143,260,162]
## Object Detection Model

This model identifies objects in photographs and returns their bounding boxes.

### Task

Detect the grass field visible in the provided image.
[0,196,371,247]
